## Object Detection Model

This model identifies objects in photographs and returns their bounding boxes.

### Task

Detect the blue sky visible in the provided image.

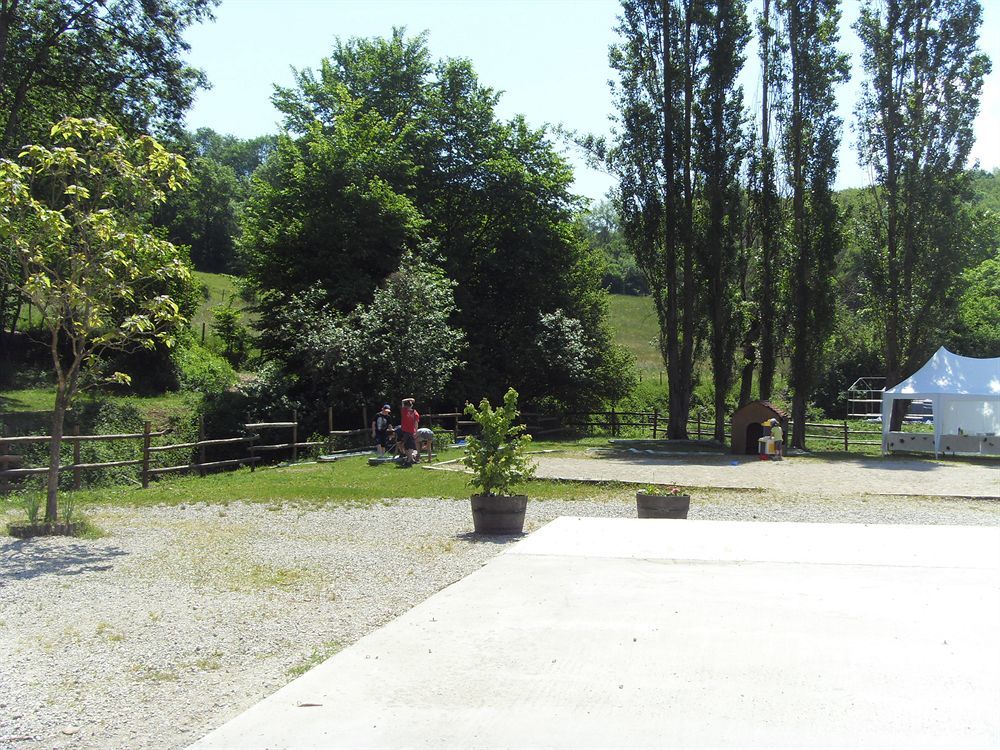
[183,0,1000,203]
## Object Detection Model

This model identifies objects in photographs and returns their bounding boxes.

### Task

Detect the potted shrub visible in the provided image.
[463,387,535,534]
[636,485,690,519]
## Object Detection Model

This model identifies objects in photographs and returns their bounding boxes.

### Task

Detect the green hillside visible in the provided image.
[607,294,661,375]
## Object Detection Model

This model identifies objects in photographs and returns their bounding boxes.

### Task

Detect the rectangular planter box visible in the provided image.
[636,493,690,519]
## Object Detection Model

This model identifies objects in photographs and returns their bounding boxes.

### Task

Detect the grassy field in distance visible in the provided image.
[607,293,662,376]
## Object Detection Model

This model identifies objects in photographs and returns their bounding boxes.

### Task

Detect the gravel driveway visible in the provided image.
[2,462,998,749]
[530,451,1000,498]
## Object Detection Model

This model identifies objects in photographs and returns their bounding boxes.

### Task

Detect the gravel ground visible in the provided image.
[2,489,999,749]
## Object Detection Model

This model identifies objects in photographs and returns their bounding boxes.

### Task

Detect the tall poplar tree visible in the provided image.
[607,0,703,439]
[777,0,849,448]
[693,0,750,440]
[854,0,990,429]
[751,0,784,402]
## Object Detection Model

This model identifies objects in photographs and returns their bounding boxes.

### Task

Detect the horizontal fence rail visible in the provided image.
[0,402,931,494]
[0,406,473,492]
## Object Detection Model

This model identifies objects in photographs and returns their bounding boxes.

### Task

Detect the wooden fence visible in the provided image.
[0,408,474,492]
[0,406,888,493]
[563,410,884,450]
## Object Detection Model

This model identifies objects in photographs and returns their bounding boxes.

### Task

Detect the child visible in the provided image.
[771,418,783,460]
[371,404,392,456]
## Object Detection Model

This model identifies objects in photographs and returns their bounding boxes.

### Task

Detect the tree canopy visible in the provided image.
[0,0,217,155]
[242,29,631,411]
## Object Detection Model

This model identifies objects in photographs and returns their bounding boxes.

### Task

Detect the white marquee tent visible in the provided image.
[881,346,1000,456]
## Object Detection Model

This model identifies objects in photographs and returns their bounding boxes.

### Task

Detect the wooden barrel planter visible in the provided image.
[636,492,690,519]
[470,495,528,535]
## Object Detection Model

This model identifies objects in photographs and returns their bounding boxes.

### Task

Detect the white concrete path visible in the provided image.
[191,519,1000,749]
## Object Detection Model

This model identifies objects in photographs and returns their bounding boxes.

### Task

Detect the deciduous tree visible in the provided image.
[0,0,217,156]
[855,0,991,428]
[777,0,849,448]
[605,0,702,439]
[0,118,191,521]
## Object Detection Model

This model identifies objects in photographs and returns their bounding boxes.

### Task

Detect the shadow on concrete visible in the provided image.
[0,538,127,583]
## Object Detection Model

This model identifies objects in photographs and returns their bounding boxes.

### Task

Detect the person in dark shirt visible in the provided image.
[371,404,392,456]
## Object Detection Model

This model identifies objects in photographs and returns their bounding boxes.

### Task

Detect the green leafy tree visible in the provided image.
[211,305,248,369]
[157,153,241,273]
[0,118,191,522]
[252,30,627,410]
[240,104,425,311]
[0,0,217,156]
[0,0,215,363]
[578,200,648,295]
[954,249,1000,358]
[254,253,464,422]
[777,0,849,448]
[693,0,751,441]
[604,0,702,439]
[155,128,275,273]
[749,0,784,401]
[351,252,466,405]
[854,0,991,429]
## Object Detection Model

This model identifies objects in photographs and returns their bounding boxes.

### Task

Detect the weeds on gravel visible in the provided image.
[287,641,343,678]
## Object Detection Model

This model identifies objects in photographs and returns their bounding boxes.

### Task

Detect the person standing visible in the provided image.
[372,404,392,456]
[400,397,420,462]
[770,418,783,460]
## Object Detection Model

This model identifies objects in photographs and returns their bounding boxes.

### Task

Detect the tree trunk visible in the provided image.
[738,324,756,407]
[788,0,808,451]
[45,388,69,522]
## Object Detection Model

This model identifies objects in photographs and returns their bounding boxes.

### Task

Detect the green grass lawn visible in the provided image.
[0,449,637,517]
[0,387,198,428]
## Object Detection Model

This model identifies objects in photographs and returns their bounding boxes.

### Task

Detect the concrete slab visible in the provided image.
[191,519,1000,750]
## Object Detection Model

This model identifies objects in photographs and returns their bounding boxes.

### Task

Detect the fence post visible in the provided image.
[327,407,334,454]
[696,413,701,440]
[0,424,8,494]
[611,406,618,437]
[198,416,206,477]
[73,423,82,490]
[291,409,298,463]
[141,421,151,489]
[843,420,849,452]
[652,409,658,439]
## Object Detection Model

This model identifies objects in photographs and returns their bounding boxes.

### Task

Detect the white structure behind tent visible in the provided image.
[881,347,1000,457]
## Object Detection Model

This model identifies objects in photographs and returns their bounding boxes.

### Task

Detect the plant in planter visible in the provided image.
[636,485,690,519]
[463,387,535,534]
[7,486,86,538]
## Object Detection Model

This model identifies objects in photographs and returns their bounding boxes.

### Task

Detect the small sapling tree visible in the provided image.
[0,118,191,523]
[463,387,535,497]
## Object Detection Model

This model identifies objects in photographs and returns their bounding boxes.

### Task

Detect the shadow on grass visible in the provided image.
[0,538,127,582]
[0,393,30,410]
